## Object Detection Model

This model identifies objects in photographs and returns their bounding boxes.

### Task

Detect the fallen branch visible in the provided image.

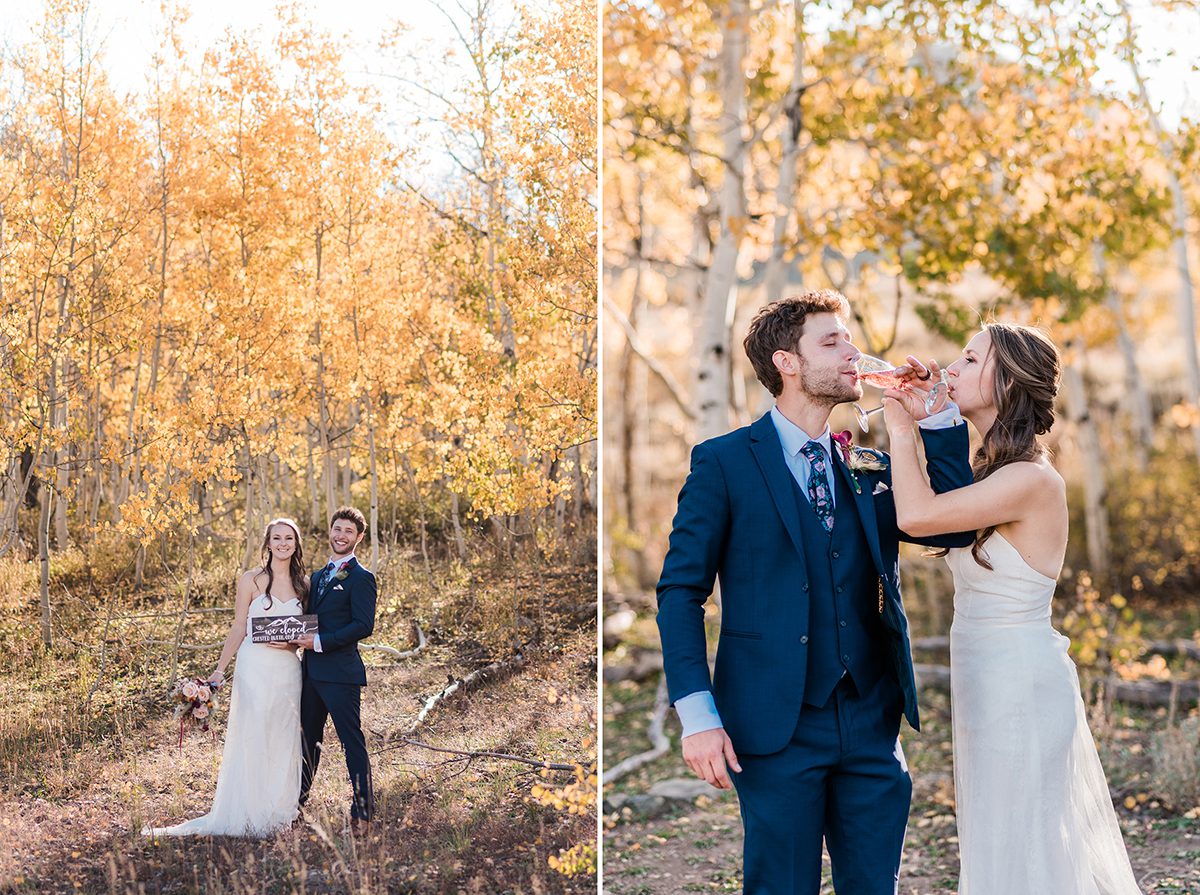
[404,651,526,736]
[361,623,427,660]
[602,674,670,786]
[374,736,580,771]
[144,639,222,651]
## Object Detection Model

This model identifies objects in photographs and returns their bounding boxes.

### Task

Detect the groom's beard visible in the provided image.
[799,359,860,407]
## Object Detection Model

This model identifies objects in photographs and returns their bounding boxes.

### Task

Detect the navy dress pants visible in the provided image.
[732,674,912,895]
[299,677,374,821]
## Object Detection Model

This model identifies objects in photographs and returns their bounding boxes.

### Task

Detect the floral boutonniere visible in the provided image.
[333,566,350,581]
[832,430,887,493]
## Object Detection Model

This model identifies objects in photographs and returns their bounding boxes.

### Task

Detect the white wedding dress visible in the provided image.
[947,533,1142,894]
[146,594,303,838]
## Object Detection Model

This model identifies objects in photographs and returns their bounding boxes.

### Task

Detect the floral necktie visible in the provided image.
[800,441,834,533]
[318,562,336,595]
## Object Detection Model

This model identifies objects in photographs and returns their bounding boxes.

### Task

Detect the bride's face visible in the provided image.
[268,525,298,562]
[945,330,994,414]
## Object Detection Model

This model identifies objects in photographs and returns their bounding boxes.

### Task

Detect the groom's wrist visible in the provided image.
[675,690,723,738]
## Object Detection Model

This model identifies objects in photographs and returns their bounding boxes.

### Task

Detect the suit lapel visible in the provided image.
[831,445,886,574]
[315,557,356,608]
[749,413,809,563]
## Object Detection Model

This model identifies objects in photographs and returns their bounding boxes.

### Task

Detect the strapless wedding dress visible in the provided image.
[146,594,303,837]
[947,533,1141,894]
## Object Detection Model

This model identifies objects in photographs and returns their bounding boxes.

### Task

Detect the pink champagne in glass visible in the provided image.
[854,354,903,388]
[858,369,906,389]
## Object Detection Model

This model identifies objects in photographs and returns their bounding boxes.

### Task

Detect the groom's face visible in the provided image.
[329,520,364,558]
[791,313,861,405]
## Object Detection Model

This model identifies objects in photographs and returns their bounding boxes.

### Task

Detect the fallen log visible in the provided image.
[403,651,526,736]
[913,663,1200,707]
[912,636,1200,663]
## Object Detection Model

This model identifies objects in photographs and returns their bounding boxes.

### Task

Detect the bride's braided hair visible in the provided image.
[259,518,310,610]
[966,323,1060,569]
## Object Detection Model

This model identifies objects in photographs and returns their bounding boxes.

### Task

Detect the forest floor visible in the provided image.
[603,686,1200,894]
[603,600,1200,895]
[0,551,597,895]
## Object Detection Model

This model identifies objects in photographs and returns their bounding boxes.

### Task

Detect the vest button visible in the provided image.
[832,551,840,559]
[836,585,844,593]
[840,620,847,627]
[842,654,850,662]
[800,635,809,644]
[802,582,809,591]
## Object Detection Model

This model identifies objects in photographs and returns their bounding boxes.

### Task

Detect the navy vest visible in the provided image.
[792,458,888,707]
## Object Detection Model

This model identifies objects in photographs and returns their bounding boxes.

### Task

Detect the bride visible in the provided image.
[881,323,1141,894]
[145,518,307,838]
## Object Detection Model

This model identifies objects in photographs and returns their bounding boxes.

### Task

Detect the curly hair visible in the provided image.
[743,289,851,396]
[965,322,1061,569]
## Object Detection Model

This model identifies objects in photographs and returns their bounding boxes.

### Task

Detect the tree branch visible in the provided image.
[603,298,695,420]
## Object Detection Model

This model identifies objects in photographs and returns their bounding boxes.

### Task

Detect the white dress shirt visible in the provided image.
[311,553,356,653]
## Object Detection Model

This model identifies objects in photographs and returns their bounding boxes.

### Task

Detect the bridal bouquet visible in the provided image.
[172,677,221,745]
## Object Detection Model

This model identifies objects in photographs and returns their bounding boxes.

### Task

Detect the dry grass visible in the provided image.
[1151,716,1200,813]
[0,546,597,894]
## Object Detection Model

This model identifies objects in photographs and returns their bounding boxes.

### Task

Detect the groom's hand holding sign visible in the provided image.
[682,727,742,790]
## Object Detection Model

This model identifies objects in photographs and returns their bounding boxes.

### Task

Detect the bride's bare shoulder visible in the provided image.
[239,568,267,588]
[1033,456,1066,490]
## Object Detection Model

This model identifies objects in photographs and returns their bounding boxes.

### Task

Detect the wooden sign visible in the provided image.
[250,614,319,644]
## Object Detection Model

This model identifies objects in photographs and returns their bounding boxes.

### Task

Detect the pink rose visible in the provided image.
[197,686,211,702]
[194,705,210,720]
[182,681,199,700]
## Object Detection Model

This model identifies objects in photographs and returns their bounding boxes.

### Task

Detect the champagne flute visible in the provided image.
[852,354,945,431]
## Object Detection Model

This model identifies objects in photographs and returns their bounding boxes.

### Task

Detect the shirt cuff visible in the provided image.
[918,401,962,429]
[312,634,323,653]
[674,690,723,738]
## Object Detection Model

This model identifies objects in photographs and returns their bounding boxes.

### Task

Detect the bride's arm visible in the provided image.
[209,571,259,685]
[883,397,1045,537]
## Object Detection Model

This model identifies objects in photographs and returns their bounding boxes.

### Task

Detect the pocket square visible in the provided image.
[872,481,890,495]
[333,584,345,591]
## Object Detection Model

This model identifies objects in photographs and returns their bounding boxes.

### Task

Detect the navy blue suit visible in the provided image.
[300,556,376,821]
[657,413,973,893]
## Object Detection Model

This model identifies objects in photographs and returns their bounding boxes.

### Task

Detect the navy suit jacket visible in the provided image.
[656,413,974,754]
[304,557,377,686]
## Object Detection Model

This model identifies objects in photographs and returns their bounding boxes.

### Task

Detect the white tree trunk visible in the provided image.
[1093,244,1153,469]
[1120,0,1200,461]
[38,483,52,648]
[1063,340,1110,582]
[762,0,806,307]
[695,0,749,442]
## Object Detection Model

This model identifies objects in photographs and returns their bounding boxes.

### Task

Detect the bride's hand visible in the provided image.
[892,354,933,385]
[881,392,916,434]
[209,668,225,686]
[882,383,933,423]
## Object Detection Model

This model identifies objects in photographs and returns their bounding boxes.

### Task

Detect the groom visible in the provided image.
[291,506,377,828]
[657,290,974,893]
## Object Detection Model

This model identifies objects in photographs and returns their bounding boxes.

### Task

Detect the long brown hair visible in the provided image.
[260,518,309,610]
[963,323,1061,568]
